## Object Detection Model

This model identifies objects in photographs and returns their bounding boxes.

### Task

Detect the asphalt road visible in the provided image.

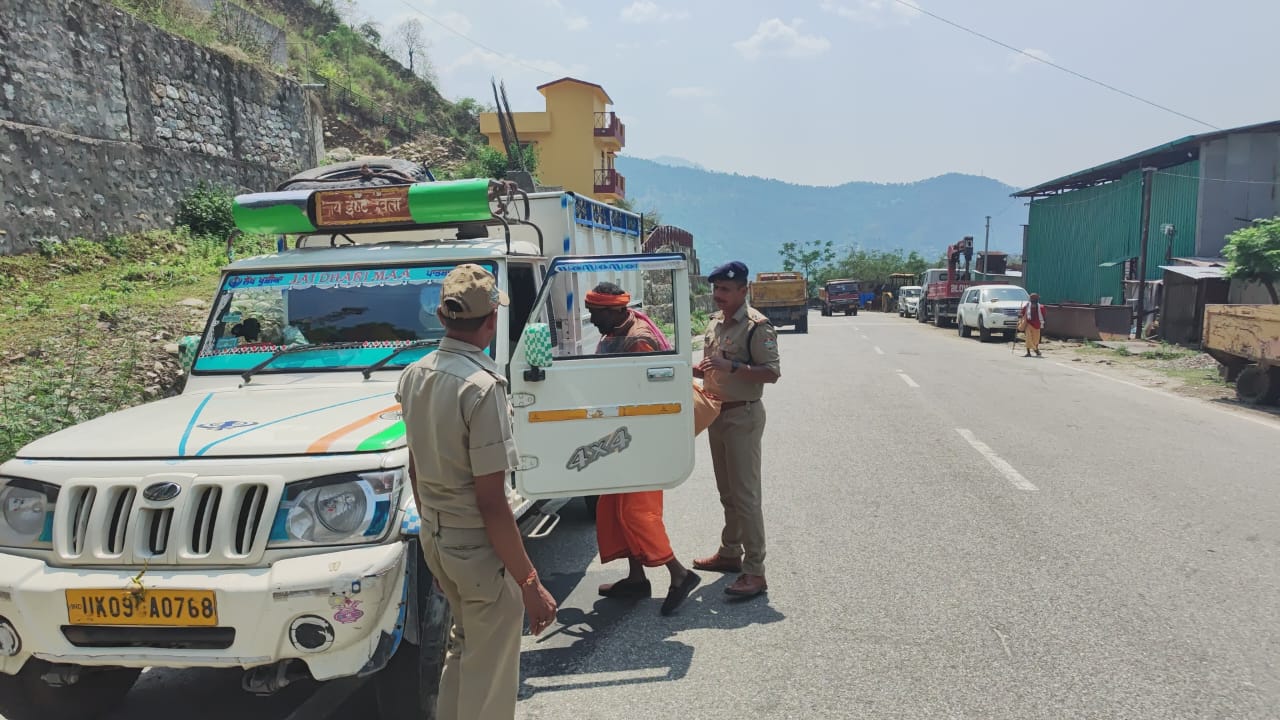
[8,310,1280,719]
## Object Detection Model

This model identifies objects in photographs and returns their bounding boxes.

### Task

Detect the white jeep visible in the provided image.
[0,161,695,720]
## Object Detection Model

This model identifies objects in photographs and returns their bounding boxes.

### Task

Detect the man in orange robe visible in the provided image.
[585,282,700,616]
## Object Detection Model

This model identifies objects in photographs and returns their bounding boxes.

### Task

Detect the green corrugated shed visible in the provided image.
[1143,162,1199,270]
[1025,160,1198,304]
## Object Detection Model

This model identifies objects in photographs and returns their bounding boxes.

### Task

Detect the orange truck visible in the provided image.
[750,271,809,333]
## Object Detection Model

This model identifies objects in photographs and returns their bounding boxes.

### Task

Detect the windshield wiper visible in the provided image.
[361,340,441,380]
[240,342,370,383]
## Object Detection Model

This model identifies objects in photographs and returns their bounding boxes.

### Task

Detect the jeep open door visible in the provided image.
[509,253,695,499]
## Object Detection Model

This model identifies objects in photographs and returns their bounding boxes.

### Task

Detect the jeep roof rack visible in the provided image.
[230,178,543,258]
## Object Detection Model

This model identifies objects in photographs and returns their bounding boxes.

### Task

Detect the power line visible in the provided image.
[393,0,560,78]
[1155,170,1280,185]
[888,0,1219,130]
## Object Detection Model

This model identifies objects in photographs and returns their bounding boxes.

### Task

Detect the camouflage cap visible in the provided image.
[439,264,510,319]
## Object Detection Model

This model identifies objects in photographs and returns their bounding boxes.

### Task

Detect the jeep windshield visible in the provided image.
[192,262,495,375]
[900,288,921,298]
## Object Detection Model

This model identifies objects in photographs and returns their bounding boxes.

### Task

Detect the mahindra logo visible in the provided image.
[143,482,182,502]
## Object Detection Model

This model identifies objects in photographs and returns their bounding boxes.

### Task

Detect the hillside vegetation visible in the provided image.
[108,0,487,161]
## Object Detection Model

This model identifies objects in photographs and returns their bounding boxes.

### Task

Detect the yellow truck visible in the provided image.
[1203,304,1280,405]
[750,271,809,333]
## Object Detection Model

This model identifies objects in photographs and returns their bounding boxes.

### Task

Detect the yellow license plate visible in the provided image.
[66,589,218,627]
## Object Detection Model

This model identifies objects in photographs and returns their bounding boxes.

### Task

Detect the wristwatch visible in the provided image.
[730,360,741,373]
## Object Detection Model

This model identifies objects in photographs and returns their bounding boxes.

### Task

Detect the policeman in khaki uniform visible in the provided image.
[397,264,557,720]
[692,261,781,598]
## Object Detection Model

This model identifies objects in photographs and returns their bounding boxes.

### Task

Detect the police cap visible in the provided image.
[708,261,749,283]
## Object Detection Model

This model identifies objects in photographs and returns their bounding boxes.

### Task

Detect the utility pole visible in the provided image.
[1135,167,1155,339]
[982,215,991,278]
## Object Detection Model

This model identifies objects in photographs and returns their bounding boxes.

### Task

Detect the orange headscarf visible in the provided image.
[585,291,631,308]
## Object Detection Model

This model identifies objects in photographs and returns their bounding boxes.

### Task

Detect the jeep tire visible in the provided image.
[373,544,451,720]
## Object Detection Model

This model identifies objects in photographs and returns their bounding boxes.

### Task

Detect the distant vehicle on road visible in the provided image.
[956,284,1029,342]
[819,279,860,316]
[751,271,809,333]
[898,285,922,318]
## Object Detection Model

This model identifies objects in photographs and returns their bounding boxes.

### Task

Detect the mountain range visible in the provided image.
[616,156,1029,276]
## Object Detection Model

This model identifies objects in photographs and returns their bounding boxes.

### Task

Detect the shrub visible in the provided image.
[175,182,237,239]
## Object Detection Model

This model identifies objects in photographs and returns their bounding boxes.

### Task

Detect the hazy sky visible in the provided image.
[350,0,1278,190]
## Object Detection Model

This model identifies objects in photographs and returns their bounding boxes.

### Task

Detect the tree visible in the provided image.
[1223,217,1280,303]
[394,19,428,76]
[357,21,382,48]
[778,240,835,297]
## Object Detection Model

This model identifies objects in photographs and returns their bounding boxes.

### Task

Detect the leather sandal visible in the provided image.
[692,554,742,573]
[598,578,651,598]
[660,571,701,616]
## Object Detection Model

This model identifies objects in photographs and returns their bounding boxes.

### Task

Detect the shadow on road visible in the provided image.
[518,502,786,702]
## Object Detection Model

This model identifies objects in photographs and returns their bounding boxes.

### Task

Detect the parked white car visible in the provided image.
[897,286,922,318]
[956,285,1029,341]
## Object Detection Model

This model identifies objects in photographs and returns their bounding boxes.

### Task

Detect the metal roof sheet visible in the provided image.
[1014,119,1280,197]
[1158,265,1227,280]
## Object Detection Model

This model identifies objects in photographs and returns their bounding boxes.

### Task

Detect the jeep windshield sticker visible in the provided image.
[567,427,632,472]
[224,267,452,291]
[558,259,685,273]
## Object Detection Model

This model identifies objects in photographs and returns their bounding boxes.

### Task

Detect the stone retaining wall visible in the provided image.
[0,0,323,254]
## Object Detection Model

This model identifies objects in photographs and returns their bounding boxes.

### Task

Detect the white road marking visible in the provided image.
[897,372,919,388]
[1054,362,1280,434]
[874,346,885,355]
[956,428,1039,491]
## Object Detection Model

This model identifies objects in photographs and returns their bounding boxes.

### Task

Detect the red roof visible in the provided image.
[536,77,613,104]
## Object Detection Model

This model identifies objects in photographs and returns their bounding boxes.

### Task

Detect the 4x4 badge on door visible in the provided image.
[567,427,632,472]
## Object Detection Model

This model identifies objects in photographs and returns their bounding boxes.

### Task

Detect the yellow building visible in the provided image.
[478,77,626,203]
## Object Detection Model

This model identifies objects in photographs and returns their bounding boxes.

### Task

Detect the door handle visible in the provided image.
[647,367,674,381]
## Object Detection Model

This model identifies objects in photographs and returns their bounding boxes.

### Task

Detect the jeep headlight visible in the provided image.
[268,470,402,548]
[0,478,57,549]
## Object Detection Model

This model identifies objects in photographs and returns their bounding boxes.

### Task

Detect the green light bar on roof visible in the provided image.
[232,178,494,235]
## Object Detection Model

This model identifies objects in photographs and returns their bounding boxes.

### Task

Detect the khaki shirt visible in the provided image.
[396,337,519,528]
[701,303,781,402]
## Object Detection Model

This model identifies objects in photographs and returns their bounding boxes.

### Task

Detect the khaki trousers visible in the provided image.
[421,522,523,720]
[707,401,767,576]
[1025,325,1042,352]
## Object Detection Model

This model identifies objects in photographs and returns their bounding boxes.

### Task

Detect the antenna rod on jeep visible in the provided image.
[499,80,526,172]
[491,78,515,171]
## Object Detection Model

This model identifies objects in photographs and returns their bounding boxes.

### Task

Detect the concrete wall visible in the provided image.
[0,0,323,254]
[1196,131,1280,257]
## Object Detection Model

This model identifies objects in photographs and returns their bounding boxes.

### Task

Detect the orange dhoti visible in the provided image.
[596,491,675,566]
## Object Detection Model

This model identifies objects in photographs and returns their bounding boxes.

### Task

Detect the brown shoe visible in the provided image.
[692,553,742,573]
[724,573,767,598]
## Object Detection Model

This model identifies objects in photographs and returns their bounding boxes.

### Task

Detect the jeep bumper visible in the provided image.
[0,543,407,681]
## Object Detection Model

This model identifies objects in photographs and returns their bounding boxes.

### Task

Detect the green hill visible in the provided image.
[617,157,1028,275]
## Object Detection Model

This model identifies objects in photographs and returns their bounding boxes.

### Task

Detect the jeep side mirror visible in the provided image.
[522,323,553,381]
[178,335,200,371]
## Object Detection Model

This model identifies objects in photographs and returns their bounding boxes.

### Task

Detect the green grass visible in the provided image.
[0,231,275,461]
[1160,367,1231,388]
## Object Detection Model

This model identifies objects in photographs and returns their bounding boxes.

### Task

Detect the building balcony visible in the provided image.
[594,168,626,199]
[594,112,625,147]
